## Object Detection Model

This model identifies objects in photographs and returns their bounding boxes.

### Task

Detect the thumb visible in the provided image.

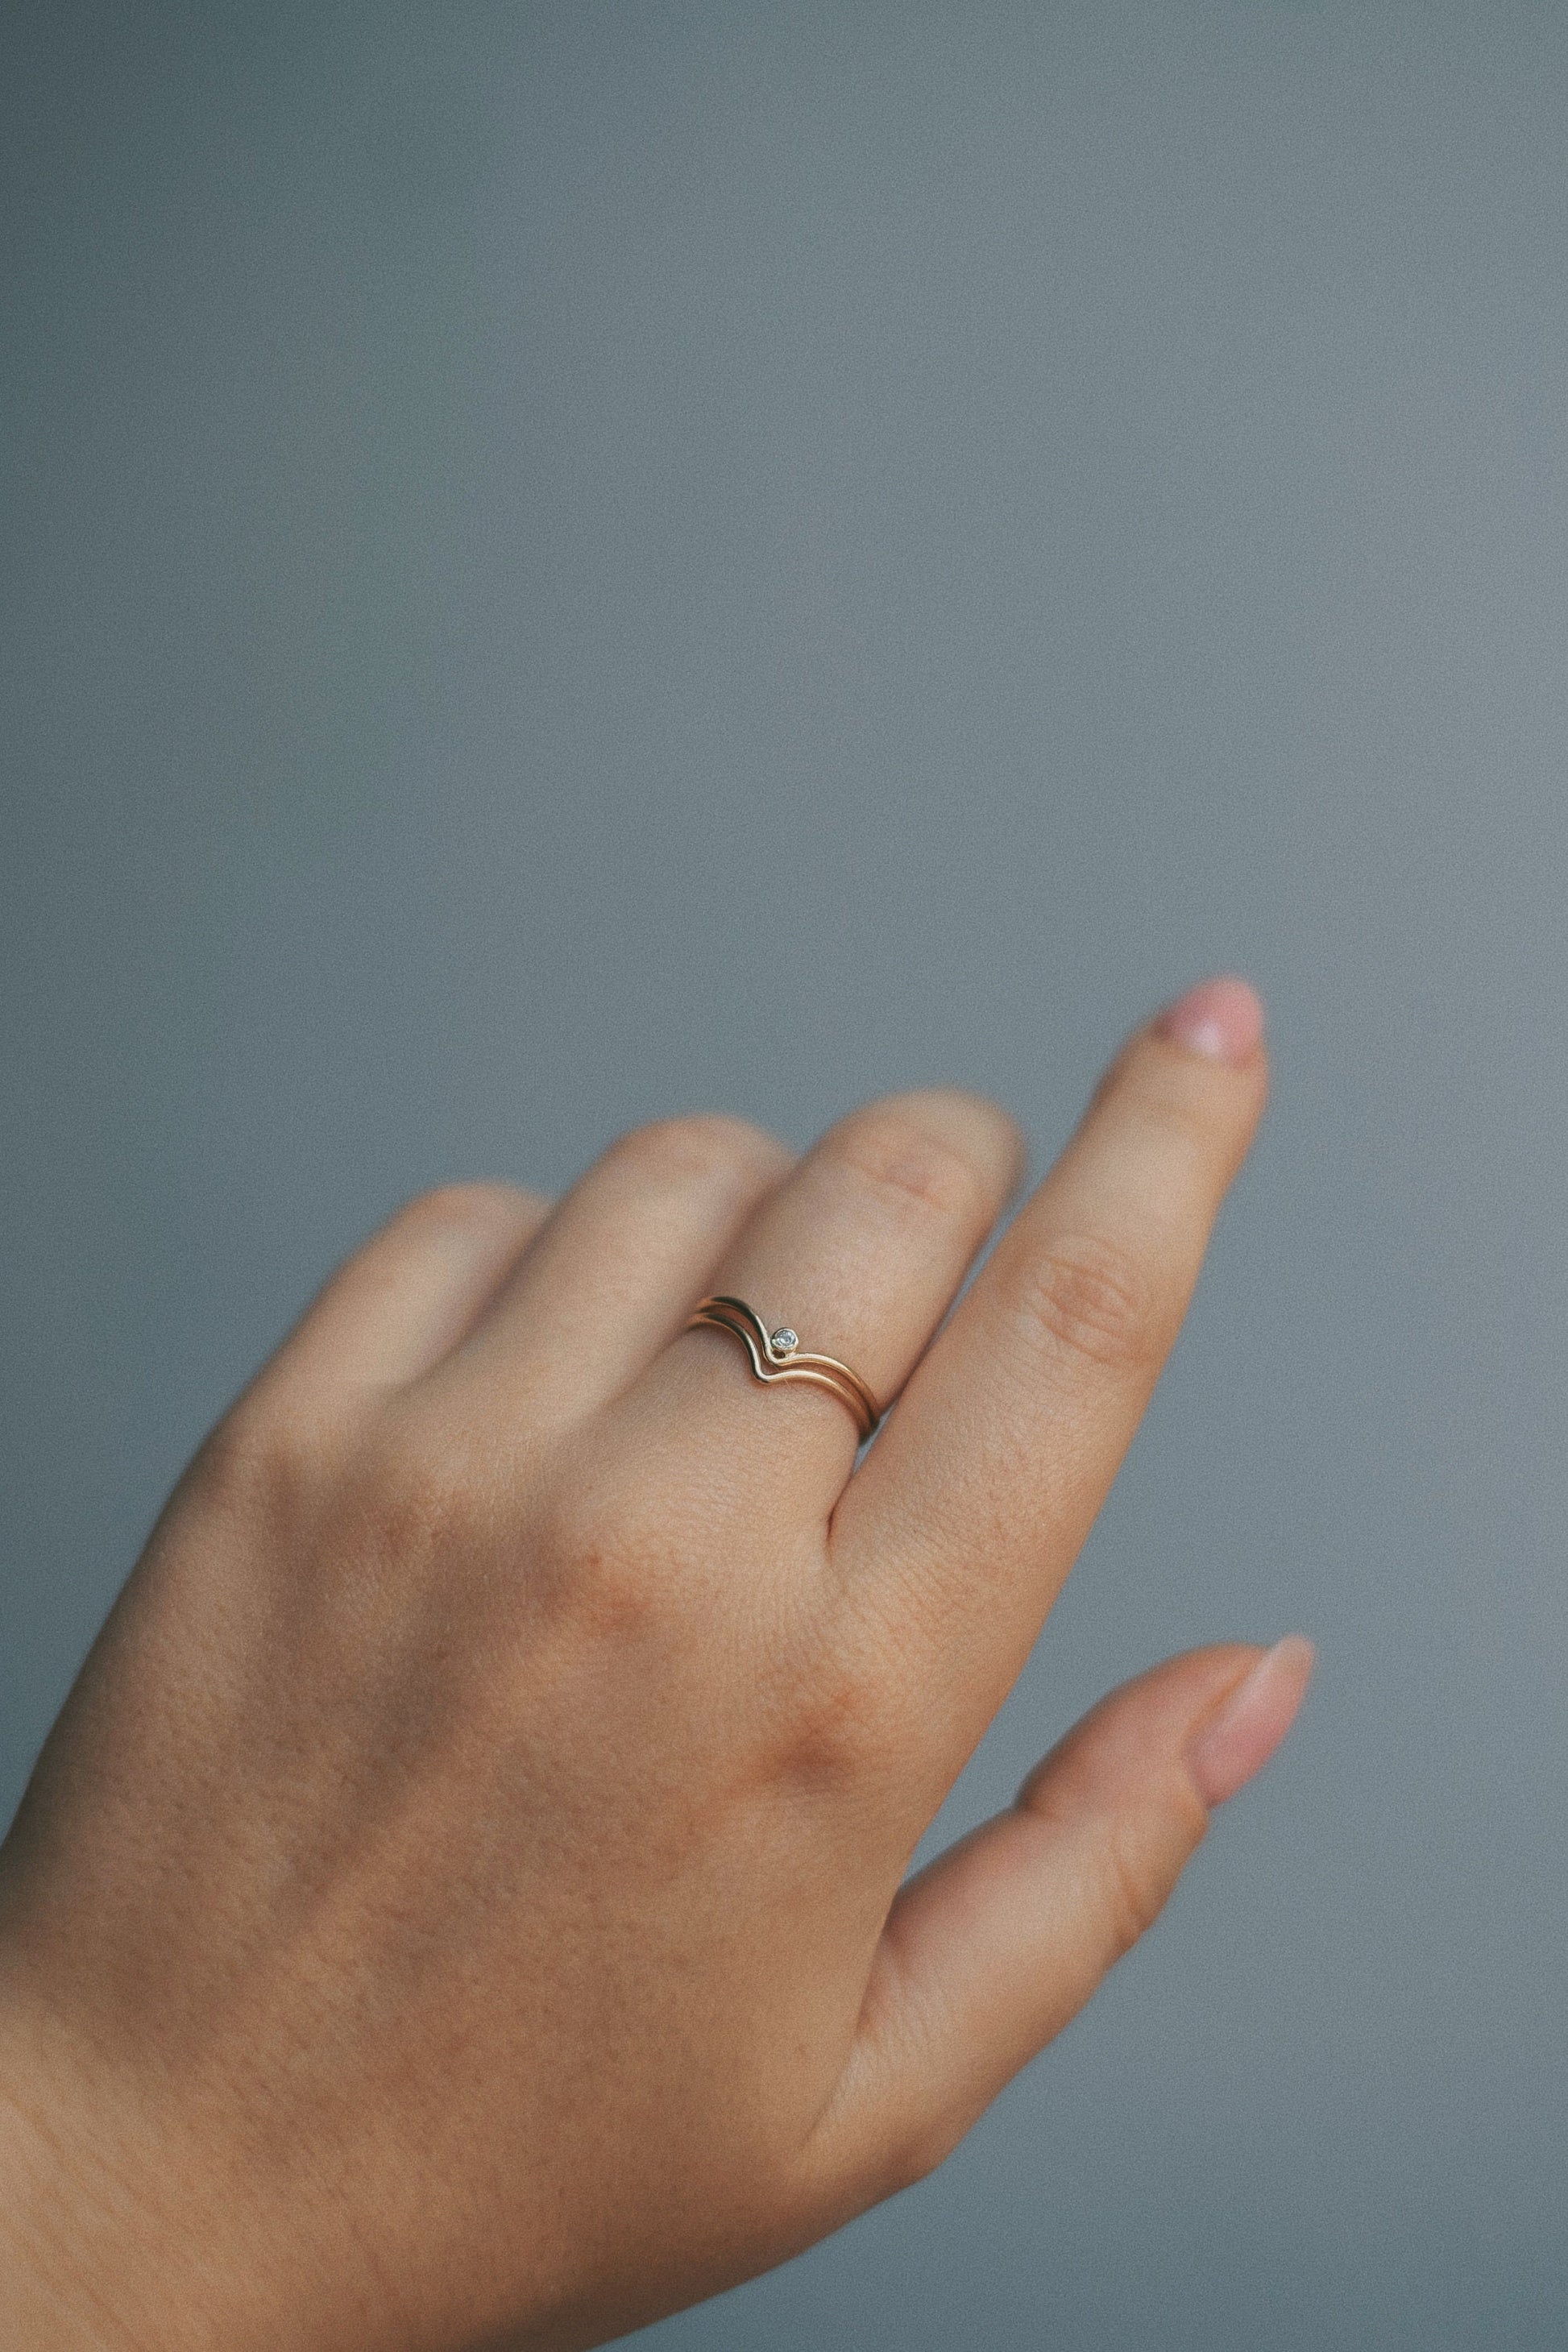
[808,1638,1313,2205]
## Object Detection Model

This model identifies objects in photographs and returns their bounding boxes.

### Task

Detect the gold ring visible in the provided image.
[685,1296,881,1441]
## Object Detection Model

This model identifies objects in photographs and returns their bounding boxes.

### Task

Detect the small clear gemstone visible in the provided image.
[769,1326,799,1355]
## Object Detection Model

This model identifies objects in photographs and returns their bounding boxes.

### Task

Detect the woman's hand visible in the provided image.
[0,979,1310,2352]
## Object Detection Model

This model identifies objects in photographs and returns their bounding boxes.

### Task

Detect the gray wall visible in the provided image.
[5,4,1566,2345]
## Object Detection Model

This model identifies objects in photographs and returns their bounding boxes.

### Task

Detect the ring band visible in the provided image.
[685,1296,881,1441]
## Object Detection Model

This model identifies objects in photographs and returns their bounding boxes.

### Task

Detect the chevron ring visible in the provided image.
[684,1296,881,1442]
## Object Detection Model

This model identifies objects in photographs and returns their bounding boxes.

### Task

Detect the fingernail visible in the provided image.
[1156,975,1266,1067]
[1186,1635,1314,1808]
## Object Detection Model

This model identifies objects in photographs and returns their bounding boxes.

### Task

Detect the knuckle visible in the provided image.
[368,1425,490,1568]
[349,1388,523,1572]
[605,1112,786,1193]
[774,1626,915,1790]
[1012,1231,1160,1376]
[190,1393,342,1521]
[537,1470,685,1639]
[1093,1816,1180,1961]
[830,1110,991,1225]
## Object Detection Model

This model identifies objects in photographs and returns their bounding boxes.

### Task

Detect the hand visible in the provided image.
[0,977,1311,2352]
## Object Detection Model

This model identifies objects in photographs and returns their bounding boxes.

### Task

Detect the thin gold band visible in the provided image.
[684,1296,881,1442]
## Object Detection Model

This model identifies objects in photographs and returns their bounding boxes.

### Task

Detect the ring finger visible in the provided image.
[620,1089,1025,1515]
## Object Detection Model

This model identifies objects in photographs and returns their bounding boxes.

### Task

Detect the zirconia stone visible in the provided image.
[769,1327,799,1355]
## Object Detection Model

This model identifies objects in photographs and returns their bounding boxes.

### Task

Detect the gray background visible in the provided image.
[4,2,1566,2344]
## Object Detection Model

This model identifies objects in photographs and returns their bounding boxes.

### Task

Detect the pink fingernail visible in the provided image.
[1155,975,1266,1067]
[1186,1635,1314,1808]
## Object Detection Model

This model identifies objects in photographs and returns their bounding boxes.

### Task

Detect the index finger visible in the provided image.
[831,978,1269,1778]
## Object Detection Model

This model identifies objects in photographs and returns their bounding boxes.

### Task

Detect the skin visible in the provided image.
[0,978,1312,2352]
